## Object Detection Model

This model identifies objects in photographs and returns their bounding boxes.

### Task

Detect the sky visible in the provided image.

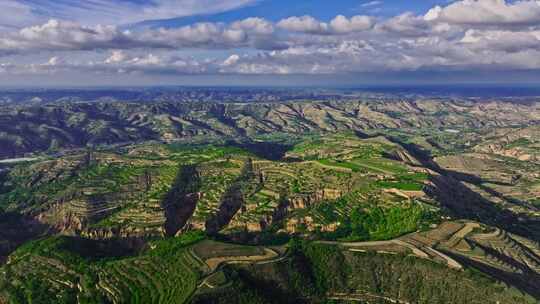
[1,0,540,87]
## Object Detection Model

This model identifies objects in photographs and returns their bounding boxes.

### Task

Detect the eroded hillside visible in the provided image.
[1,99,539,158]
[0,134,441,243]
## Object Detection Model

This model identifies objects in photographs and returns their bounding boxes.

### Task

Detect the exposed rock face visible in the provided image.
[37,208,85,232]
[285,216,340,233]
[229,188,344,233]
[288,189,343,209]
[81,226,165,240]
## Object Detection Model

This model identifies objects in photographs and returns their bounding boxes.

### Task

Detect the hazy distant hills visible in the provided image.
[0,88,353,105]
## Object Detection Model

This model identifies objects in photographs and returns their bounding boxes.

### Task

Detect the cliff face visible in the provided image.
[225,188,345,233]
[80,226,165,240]
[288,189,343,210]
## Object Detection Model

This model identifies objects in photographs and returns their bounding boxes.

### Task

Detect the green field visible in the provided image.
[0,232,206,304]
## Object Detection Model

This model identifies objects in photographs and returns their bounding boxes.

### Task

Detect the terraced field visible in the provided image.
[0,233,292,304]
[1,127,539,303]
[97,251,200,304]
[401,221,540,298]
[0,233,206,304]
[189,160,245,230]
[0,133,439,242]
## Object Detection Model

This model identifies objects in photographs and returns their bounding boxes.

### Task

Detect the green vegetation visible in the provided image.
[291,137,327,154]
[313,200,436,241]
[346,204,430,241]
[290,133,394,163]
[148,231,206,257]
[351,158,408,174]
[194,241,535,304]
[1,237,107,304]
[317,159,363,172]
[0,232,206,304]
[506,138,532,148]
[376,172,429,191]
[2,95,540,304]
[298,188,438,242]
[167,145,252,164]
[1,129,538,303]
[291,241,349,294]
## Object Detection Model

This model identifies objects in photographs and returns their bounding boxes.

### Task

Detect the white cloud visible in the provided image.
[377,13,432,36]
[0,20,147,54]
[277,16,330,34]
[425,0,540,27]
[277,15,373,35]
[105,50,128,64]
[460,29,540,52]
[3,2,540,78]
[231,17,274,35]
[330,15,374,33]
[222,54,240,66]
[0,18,285,55]
[44,56,62,66]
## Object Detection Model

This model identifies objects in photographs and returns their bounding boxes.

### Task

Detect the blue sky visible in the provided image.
[12,0,452,27]
[144,1,452,27]
[1,0,540,87]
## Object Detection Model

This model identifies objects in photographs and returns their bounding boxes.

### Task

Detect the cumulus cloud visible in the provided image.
[105,50,128,64]
[277,16,329,34]
[0,20,153,54]
[460,29,540,52]
[376,13,433,37]
[3,0,540,78]
[0,18,285,55]
[277,15,373,35]
[146,23,250,48]
[425,0,540,27]
[2,51,211,76]
[99,52,211,74]
[330,15,374,33]
[231,18,274,35]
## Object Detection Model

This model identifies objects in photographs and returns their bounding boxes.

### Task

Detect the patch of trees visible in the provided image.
[316,202,435,242]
